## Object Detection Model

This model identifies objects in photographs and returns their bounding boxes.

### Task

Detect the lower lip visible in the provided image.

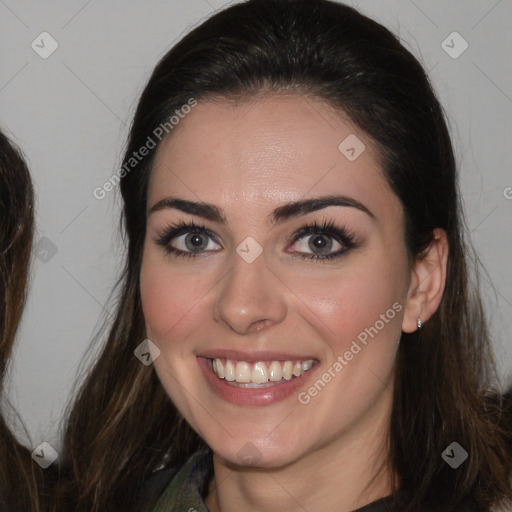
[197,356,319,406]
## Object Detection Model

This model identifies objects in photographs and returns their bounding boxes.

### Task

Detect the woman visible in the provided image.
[0,130,49,511]
[53,1,512,511]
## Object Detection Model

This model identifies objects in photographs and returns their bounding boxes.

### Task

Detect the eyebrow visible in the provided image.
[148,194,375,226]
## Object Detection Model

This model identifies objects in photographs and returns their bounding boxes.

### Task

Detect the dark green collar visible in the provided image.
[150,448,213,512]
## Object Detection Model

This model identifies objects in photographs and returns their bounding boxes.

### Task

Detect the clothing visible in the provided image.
[145,448,395,512]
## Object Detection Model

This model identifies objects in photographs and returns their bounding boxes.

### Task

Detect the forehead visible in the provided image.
[148,94,398,220]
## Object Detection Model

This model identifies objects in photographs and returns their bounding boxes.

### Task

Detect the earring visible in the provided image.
[417,317,423,330]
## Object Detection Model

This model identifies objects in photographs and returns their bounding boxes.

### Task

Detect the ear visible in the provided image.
[402,228,449,333]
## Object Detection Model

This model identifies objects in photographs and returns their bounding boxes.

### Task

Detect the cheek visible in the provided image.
[139,248,208,344]
[289,257,406,353]
[285,259,406,434]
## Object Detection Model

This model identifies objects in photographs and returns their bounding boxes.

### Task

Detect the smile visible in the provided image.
[211,358,315,386]
[197,354,320,406]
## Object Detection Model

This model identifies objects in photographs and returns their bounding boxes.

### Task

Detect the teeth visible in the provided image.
[235,361,251,383]
[216,359,225,378]
[268,361,282,381]
[252,362,269,384]
[225,360,235,381]
[282,361,293,380]
[211,358,315,384]
[302,360,313,372]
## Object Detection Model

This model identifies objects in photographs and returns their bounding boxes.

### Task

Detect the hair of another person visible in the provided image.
[53,1,512,511]
[0,130,50,511]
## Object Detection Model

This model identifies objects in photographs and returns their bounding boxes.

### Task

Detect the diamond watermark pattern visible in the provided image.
[35,236,58,263]
[441,32,468,59]
[236,442,262,465]
[236,236,263,263]
[441,441,468,469]
[31,442,58,469]
[31,32,59,59]
[134,339,161,366]
[338,134,366,161]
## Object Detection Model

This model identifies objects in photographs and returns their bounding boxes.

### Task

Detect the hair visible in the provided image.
[0,130,50,511]
[52,1,512,511]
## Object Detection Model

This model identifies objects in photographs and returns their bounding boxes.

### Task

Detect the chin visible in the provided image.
[210,435,308,470]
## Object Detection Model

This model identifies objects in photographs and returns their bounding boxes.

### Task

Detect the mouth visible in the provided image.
[209,358,316,387]
[197,353,320,406]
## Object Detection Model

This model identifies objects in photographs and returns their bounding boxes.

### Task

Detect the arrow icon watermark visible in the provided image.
[134,339,161,366]
[31,442,58,469]
[338,134,366,161]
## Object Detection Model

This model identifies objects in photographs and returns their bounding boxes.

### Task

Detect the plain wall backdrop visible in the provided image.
[1,0,511,451]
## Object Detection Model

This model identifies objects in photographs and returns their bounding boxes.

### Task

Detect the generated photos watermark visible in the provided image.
[298,302,403,405]
[93,97,197,200]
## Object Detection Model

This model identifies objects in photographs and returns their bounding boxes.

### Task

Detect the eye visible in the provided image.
[155,219,361,262]
[172,231,220,253]
[286,219,360,261]
[155,220,221,259]
[290,233,343,256]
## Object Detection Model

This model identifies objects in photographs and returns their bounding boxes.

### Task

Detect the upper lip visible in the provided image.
[198,349,318,362]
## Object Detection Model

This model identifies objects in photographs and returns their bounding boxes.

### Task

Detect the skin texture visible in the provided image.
[140,94,448,512]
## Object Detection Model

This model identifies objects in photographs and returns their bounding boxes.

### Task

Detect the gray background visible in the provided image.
[0,0,511,451]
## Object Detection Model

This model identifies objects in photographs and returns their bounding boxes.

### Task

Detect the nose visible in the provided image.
[213,249,288,335]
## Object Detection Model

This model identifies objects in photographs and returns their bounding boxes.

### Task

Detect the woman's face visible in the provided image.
[140,94,412,468]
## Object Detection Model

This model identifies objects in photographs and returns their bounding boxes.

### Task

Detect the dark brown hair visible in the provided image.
[53,1,512,511]
[0,130,49,511]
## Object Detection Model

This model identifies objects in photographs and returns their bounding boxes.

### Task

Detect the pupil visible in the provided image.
[187,234,206,249]
[310,235,331,254]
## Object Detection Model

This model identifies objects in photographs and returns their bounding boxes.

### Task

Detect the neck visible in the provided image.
[205,385,396,512]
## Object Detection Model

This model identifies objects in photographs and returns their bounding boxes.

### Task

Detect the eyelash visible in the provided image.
[154,219,361,262]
